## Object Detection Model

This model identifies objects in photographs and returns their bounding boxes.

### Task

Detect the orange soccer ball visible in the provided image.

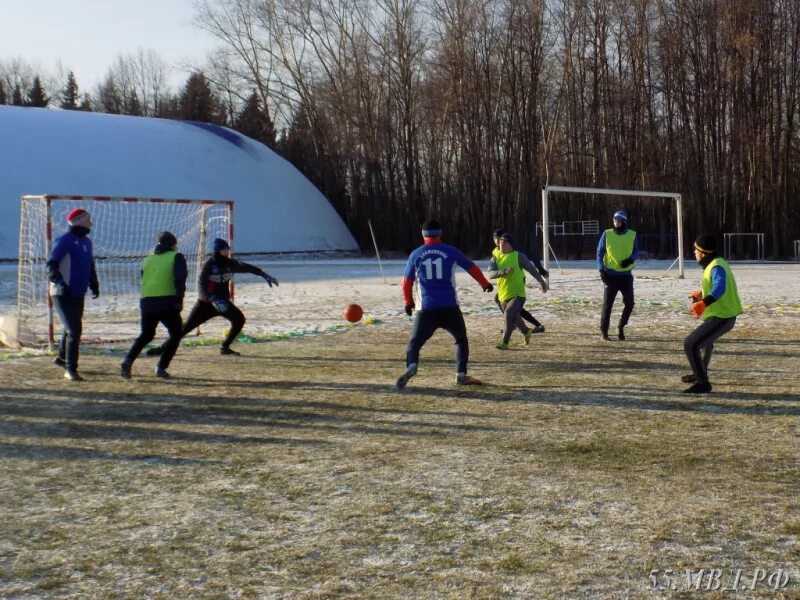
[343,303,363,323]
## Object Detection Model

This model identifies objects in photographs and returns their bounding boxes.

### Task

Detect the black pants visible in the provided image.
[406,306,469,374]
[684,316,736,384]
[600,273,635,333]
[499,297,529,343]
[495,293,540,327]
[126,309,183,369]
[182,300,246,348]
[52,295,84,371]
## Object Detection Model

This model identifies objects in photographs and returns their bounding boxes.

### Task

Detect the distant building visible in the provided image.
[0,106,358,258]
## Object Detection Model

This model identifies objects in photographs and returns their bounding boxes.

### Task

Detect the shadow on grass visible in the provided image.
[0,386,500,453]
[0,441,223,464]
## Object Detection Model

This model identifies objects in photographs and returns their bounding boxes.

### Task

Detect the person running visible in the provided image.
[491,228,547,333]
[597,209,639,341]
[147,238,278,357]
[47,208,100,381]
[488,232,548,350]
[396,219,494,389]
[682,234,743,394]
[120,231,187,379]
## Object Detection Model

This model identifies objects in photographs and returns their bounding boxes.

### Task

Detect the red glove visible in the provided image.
[691,300,707,319]
[688,290,702,302]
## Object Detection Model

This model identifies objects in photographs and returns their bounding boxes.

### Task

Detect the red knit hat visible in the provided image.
[66,208,91,226]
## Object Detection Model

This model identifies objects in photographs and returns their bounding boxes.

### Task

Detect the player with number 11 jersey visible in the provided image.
[396,219,494,390]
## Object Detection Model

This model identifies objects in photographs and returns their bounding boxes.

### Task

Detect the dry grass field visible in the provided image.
[1,277,799,598]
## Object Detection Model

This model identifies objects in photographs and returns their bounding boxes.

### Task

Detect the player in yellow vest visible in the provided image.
[682,234,743,394]
[488,232,548,349]
[597,209,639,340]
[120,231,188,379]
[491,228,547,334]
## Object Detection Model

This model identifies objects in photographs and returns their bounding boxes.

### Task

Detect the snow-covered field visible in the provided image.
[2,257,800,350]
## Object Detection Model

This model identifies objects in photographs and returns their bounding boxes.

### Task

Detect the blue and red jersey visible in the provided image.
[402,239,489,310]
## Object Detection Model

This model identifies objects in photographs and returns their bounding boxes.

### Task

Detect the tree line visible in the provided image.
[4,0,800,258]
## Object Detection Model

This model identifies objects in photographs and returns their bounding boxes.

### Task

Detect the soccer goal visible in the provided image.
[723,233,765,262]
[16,195,233,348]
[540,185,685,278]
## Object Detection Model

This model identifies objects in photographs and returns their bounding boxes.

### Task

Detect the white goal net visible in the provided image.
[17,195,232,348]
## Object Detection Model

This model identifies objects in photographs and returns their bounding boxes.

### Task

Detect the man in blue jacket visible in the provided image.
[47,208,100,381]
[597,209,639,341]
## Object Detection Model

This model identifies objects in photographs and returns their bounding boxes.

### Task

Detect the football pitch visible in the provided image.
[0,295,798,598]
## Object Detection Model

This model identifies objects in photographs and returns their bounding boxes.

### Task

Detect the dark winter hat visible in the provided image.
[156,231,177,248]
[613,210,628,222]
[213,238,231,252]
[499,232,514,244]
[693,234,717,254]
[66,208,91,227]
[421,219,442,238]
[492,228,505,238]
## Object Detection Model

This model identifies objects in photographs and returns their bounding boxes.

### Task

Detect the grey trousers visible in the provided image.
[500,297,529,344]
[683,316,736,383]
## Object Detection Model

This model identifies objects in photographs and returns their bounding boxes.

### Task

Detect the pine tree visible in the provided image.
[177,72,226,124]
[127,91,143,116]
[97,76,123,114]
[60,71,80,109]
[0,81,6,105]
[26,76,50,107]
[234,90,277,148]
[79,93,93,112]
[12,84,24,106]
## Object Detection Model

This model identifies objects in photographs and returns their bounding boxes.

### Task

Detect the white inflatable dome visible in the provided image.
[0,105,358,258]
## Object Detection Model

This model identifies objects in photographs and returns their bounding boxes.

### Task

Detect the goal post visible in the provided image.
[541,185,685,278]
[16,194,233,348]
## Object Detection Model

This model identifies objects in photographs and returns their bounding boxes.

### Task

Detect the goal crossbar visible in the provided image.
[541,185,684,278]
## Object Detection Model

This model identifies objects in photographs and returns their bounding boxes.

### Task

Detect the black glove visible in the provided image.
[599,269,608,284]
[404,302,414,316]
[265,275,279,288]
[91,287,100,299]
[620,257,634,268]
[212,298,230,313]
[483,283,494,293]
[538,267,549,278]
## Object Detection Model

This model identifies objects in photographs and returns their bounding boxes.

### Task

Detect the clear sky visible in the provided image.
[0,0,219,89]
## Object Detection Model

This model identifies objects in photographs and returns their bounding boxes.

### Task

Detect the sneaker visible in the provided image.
[618,328,626,341]
[456,374,482,385]
[53,356,67,369]
[145,346,164,357]
[155,367,172,379]
[601,331,610,341]
[532,325,545,334]
[395,364,418,390]
[681,374,697,384]
[120,361,132,380]
[220,346,241,356]
[523,330,532,346]
[682,381,712,394]
[63,370,84,381]
[495,341,509,350]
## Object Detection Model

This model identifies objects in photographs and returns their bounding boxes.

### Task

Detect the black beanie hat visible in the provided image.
[213,238,231,252]
[156,231,177,248]
[693,234,717,254]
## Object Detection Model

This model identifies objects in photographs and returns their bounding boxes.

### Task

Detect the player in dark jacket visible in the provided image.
[147,238,278,356]
[121,231,188,379]
[47,208,100,381]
